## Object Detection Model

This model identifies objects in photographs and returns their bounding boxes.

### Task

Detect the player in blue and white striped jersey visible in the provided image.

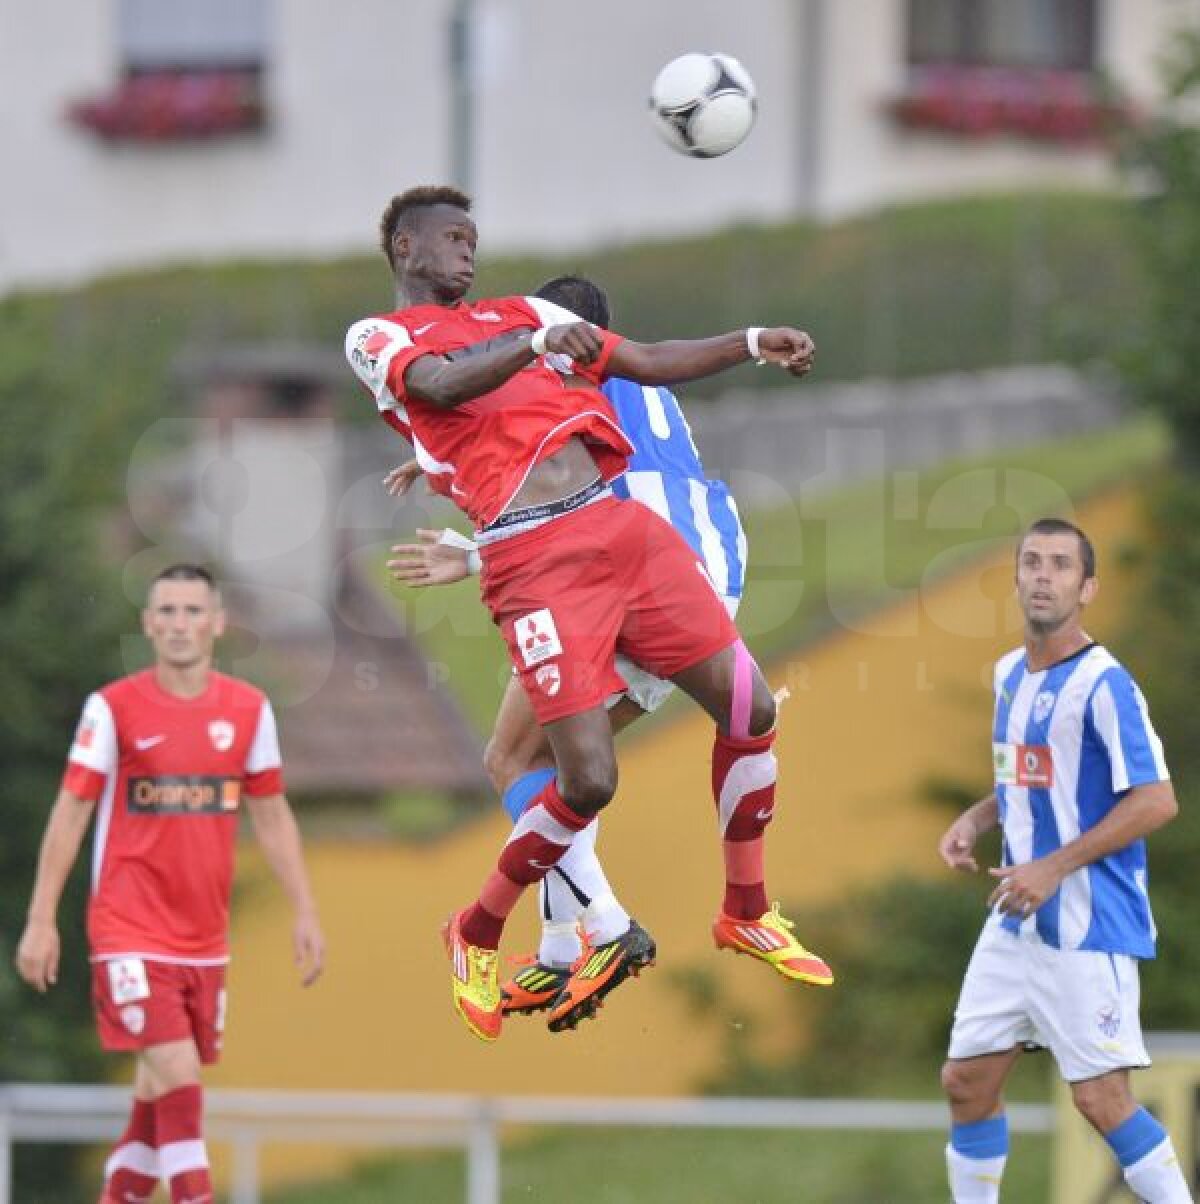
[937,518,1189,1204]
[606,376,746,603]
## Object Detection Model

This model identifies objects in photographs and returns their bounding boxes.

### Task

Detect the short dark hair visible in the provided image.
[1020,518,1096,579]
[379,185,472,270]
[535,275,611,328]
[154,563,215,588]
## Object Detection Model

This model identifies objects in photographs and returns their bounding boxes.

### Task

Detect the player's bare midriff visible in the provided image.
[501,435,600,514]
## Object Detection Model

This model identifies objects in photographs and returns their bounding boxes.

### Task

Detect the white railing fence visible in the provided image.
[0,1085,1053,1204]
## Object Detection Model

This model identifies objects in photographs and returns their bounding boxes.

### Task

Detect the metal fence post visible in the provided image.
[0,1104,11,1204]
[229,1130,260,1204]
[466,1104,499,1204]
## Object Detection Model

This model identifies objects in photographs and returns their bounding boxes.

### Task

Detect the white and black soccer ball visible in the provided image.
[649,52,757,158]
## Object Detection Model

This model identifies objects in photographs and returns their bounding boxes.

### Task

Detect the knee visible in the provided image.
[482,737,518,796]
[744,678,776,738]
[941,1060,991,1113]
[1071,1077,1133,1132]
[557,761,617,816]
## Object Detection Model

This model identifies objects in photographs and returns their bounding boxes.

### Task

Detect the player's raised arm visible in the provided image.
[16,788,96,992]
[403,329,546,409]
[607,326,816,386]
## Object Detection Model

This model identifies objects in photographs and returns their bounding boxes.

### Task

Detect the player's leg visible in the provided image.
[138,1038,211,1204]
[940,1050,1021,1204]
[669,643,833,985]
[1039,946,1192,1202]
[536,685,661,1031]
[100,1057,159,1204]
[447,704,619,1039]
[484,662,653,1023]
[941,920,1045,1203]
[1070,1071,1193,1202]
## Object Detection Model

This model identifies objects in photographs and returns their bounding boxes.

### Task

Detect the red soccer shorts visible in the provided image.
[92,957,227,1064]
[481,496,739,723]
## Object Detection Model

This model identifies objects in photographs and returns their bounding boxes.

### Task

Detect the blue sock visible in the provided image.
[500,767,557,823]
[950,1115,1009,1159]
[1104,1108,1167,1168]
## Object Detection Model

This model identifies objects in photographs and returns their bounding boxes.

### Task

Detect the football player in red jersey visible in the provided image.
[346,185,832,1043]
[15,565,324,1204]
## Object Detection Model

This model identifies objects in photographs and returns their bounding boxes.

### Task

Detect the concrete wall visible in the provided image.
[1,0,1195,293]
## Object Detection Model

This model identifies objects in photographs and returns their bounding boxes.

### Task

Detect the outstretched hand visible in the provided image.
[387,529,471,587]
[383,458,424,497]
[758,328,816,376]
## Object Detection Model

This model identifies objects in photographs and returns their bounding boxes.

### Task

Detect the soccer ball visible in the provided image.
[649,53,757,158]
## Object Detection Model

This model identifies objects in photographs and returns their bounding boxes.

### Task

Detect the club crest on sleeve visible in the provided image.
[514,609,562,667]
[75,716,96,750]
[208,719,235,752]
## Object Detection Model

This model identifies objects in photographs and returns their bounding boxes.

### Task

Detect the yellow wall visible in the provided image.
[207,488,1141,1186]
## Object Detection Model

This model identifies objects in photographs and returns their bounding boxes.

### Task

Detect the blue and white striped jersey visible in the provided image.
[991,643,1170,958]
[603,377,747,599]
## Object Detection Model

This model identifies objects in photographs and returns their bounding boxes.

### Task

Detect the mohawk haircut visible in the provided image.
[379,185,472,270]
[1020,517,1096,580]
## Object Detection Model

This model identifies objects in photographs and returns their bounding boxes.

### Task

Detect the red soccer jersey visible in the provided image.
[61,669,284,964]
[344,294,635,527]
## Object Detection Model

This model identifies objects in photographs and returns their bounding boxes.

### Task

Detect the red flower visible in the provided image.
[889,66,1134,144]
[68,69,265,142]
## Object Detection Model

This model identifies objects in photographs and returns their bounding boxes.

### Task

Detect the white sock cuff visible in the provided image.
[584,892,631,944]
[104,1140,158,1179]
[946,1143,1005,1203]
[1123,1136,1192,1202]
[159,1137,209,1179]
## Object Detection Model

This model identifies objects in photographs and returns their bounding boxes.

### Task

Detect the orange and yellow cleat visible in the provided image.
[547,920,656,1032]
[712,903,834,985]
[500,955,572,1016]
[442,910,503,1041]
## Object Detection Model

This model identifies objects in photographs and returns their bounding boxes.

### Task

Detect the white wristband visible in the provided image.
[745,326,767,365]
[530,327,549,356]
[437,528,482,575]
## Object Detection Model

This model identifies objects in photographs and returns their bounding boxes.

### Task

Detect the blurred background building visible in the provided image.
[1,0,1195,294]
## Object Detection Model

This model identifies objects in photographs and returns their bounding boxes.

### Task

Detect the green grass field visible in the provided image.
[265,1125,1051,1203]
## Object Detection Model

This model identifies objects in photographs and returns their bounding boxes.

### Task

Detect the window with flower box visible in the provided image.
[68,0,268,143]
[892,0,1128,143]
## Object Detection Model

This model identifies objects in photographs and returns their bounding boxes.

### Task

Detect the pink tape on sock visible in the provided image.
[730,639,755,740]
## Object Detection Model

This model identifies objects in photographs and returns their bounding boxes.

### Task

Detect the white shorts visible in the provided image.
[611,595,741,714]
[947,916,1151,1083]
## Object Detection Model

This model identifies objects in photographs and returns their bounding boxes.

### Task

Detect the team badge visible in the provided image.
[535,664,562,696]
[208,719,235,751]
[1096,1005,1121,1039]
[120,1005,146,1035]
[1032,690,1056,723]
[514,609,562,667]
[75,716,96,750]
